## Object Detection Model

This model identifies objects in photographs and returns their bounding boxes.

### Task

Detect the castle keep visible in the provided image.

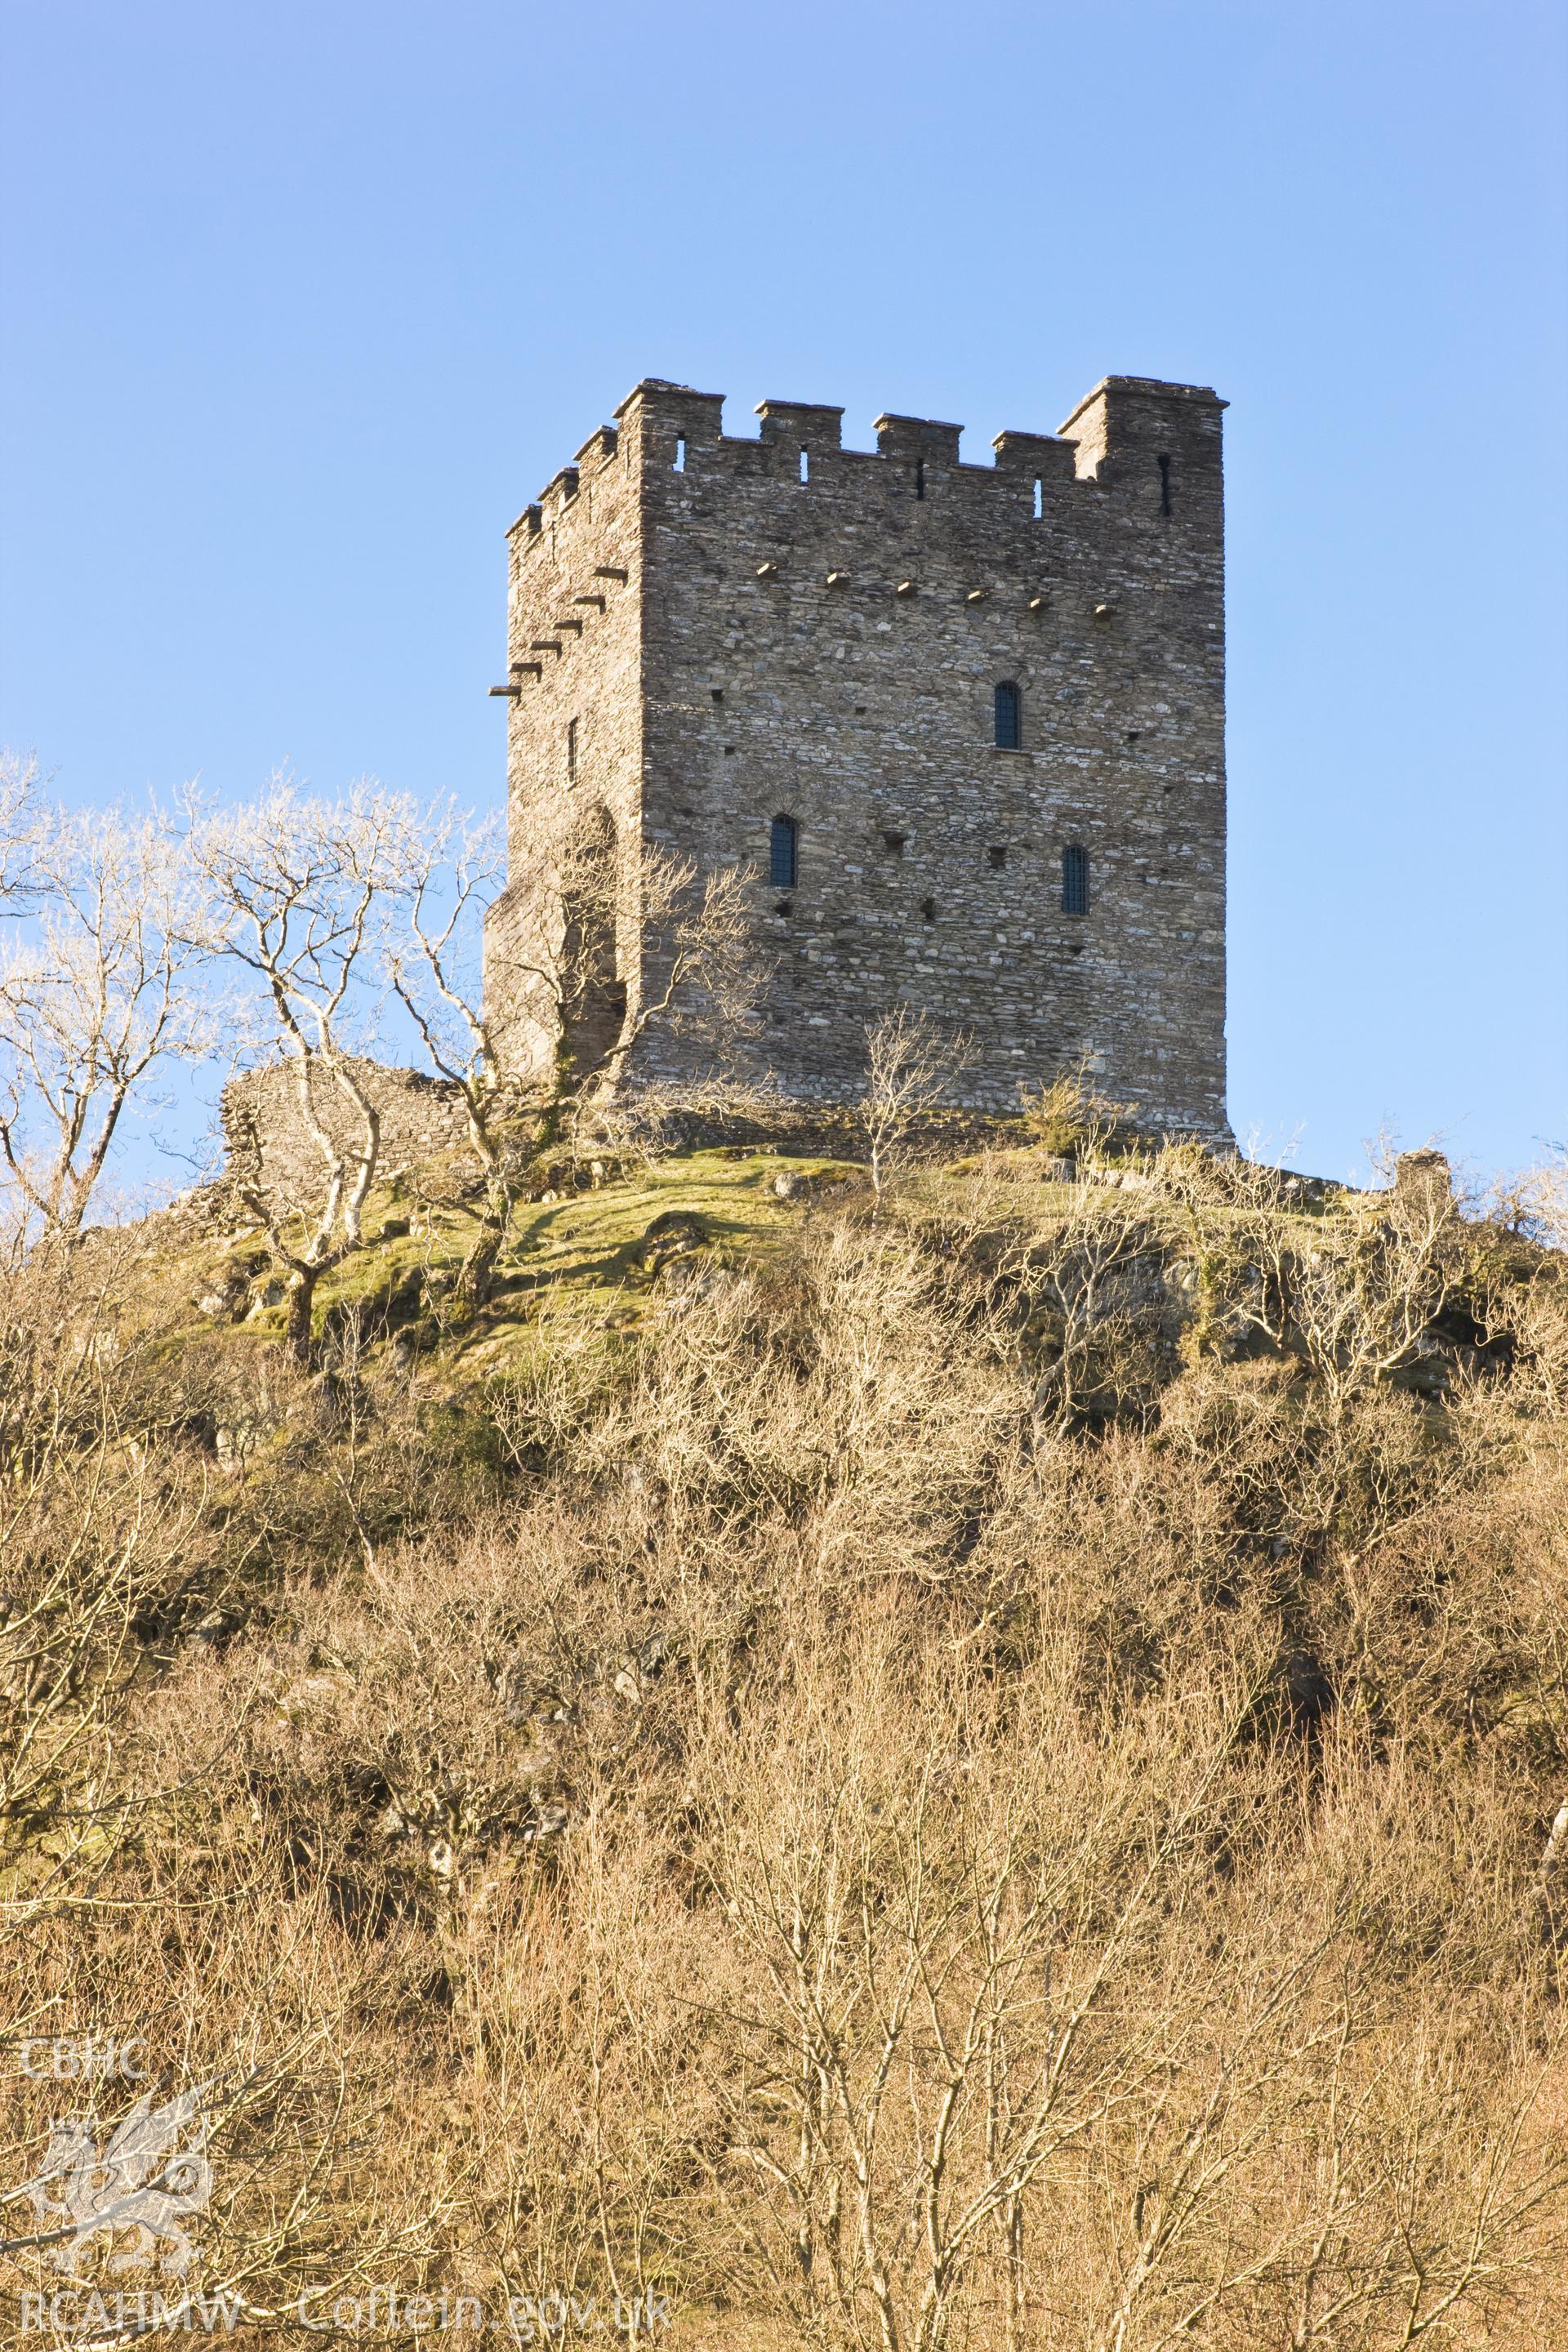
[483,373,1229,1138]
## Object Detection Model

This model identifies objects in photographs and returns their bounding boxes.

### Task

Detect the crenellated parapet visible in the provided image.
[508,375,1225,565]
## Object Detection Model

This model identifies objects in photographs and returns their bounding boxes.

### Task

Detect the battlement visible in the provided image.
[510,375,1225,541]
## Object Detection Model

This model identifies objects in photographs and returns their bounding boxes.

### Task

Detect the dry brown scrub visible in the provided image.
[2,1156,1567,2346]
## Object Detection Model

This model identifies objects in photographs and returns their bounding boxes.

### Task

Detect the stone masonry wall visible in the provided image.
[222,1061,472,1208]
[488,372,1229,1139]
[482,417,644,1084]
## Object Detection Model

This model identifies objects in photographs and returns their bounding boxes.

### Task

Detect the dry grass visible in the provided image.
[2,1143,1567,2345]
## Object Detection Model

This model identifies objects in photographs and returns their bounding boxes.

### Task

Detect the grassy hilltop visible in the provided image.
[4,1116,1568,2348]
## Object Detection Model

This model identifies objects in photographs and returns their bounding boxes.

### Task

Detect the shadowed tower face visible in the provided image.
[483,372,1230,1139]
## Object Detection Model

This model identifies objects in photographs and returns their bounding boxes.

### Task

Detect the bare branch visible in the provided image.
[0,793,217,1241]
[859,1007,970,1203]
[192,776,420,1356]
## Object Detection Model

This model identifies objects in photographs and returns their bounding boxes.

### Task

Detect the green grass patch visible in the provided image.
[136,1148,866,1371]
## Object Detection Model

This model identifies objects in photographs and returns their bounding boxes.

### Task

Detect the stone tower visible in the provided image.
[483,373,1229,1138]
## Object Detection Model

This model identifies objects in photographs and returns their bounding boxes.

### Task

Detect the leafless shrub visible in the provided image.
[0,1236,222,1924]
[572,1224,1022,1586]
[860,1008,971,1203]
[1208,1152,1464,1417]
[584,1071,790,1171]
[1016,1058,1131,1169]
[998,1192,1176,1430]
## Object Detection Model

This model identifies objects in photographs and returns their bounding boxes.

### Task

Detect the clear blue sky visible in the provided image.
[2,0,1564,1183]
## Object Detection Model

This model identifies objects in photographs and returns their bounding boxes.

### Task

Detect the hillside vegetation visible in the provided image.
[4,1120,1568,2350]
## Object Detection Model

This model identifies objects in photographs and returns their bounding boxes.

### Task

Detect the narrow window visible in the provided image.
[1157,452,1172,515]
[674,436,687,473]
[987,844,1007,869]
[1032,476,1043,520]
[915,457,926,501]
[994,681,1021,750]
[799,448,809,483]
[920,895,937,923]
[1062,844,1089,915]
[882,829,906,855]
[769,814,798,889]
[566,717,578,782]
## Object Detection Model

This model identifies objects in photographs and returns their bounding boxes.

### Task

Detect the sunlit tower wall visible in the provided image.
[483,372,1229,1139]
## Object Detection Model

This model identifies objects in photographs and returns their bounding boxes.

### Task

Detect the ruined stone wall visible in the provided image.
[222,1061,472,1206]
[489,372,1229,1138]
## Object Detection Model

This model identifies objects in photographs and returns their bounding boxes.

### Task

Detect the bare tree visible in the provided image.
[0,796,216,1242]
[590,850,766,1104]
[481,795,617,1099]
[194,778,419,1359]
[859,1006,970,1203]
[485,797,768,1141]
[385,804,519,1303]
